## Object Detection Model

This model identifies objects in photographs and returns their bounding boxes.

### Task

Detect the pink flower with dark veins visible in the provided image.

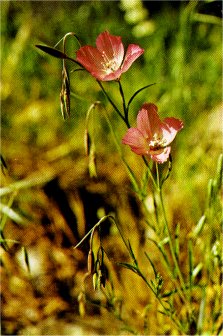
[76,31,144,81]
[122,103,184,163]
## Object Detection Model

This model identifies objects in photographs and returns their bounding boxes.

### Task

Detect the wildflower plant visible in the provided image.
[34,30,222,335]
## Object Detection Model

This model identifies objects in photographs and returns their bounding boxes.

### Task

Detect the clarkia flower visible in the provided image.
[122,103,184,163]
[76,31,144,81]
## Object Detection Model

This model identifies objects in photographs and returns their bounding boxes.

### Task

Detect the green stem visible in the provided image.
[142,156,157,188]
[73,215,115,250]
[155,163,187,302]
[160,190,186,289]
[118,81,130,128]
[101,104,141,195]
[140,269,185,332]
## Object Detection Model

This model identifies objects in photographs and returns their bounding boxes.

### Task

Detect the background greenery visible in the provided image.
[1,1,222,335]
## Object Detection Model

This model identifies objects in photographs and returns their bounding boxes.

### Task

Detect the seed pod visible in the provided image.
[84,129,91,156]
[89,146,97,178]
[87,249,95,274]
[92,272,98,291]
[60,67,70,119]
[98,264,108,288]
[77,291,86,317]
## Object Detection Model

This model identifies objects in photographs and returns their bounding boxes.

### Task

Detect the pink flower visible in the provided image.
[122,103,184,163]
[76,31,144,81]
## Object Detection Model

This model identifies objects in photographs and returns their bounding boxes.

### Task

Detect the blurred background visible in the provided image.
[1,1,222,335]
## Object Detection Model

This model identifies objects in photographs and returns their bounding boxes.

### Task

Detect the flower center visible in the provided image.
[101,51,119,73]
[149,133,167,151]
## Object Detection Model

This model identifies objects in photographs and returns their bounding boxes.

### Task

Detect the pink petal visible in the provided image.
[76,46,106,80]
[122,128,148,155]
[102,69,123,81]
[150,147,171,163]
[161,117,184,145]
[96,31,124,68]
[136,103,162,139]
[121,44,144,73]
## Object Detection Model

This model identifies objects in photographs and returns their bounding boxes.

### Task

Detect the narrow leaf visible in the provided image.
[192,215,206,237]
[0,203,26,225]
[207,178,214,208]
[192,262,203,280]
[215,153,223,192]
[127,239,138,266]
[161,155,172,186]
[36,44,68,59]
[197,288,206,335]
[188,240,193,291]
[117,262,138,273]
[145,251,157,278]
[23,246,31,273]
[174,223,180,260]
[127,83,156,110]
[0,155,8,174]
[148,238,171,269]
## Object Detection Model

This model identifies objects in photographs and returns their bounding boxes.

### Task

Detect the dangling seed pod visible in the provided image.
[77,291,86,317]
[87,249,95,275]
[60,66,70,119]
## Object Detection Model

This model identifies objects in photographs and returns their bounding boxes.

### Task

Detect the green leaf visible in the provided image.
[127,83,156,110]
[0,203,26,226]
[117,262,138,273]
[0,154,8,174]
[145,251,157,278]
[192,215,206,237]
[192,262,203,280]
[215,153,223,192]
[161,155,172,186]
[174,223,180,260]
[36,44,68,59]
[188,239,193,291]
[148,238,171,269]
[127,240,138,266]
[23,246,31,273]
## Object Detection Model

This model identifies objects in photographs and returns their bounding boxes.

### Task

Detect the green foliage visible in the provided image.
[1,1,222,335]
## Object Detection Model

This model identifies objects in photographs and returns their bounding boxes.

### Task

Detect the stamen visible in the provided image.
[149,133,167,150]
[101,51,118,73]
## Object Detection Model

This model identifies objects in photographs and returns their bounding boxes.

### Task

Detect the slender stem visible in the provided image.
[96,81,126,123]
[73,215,113,249]
[155,163,188,303]
[101,105,141,195]
[118,81,130,128]
[160,190,186,289]
[142,156,157,188]
[132,255,186,333]
[155,162,160,189]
